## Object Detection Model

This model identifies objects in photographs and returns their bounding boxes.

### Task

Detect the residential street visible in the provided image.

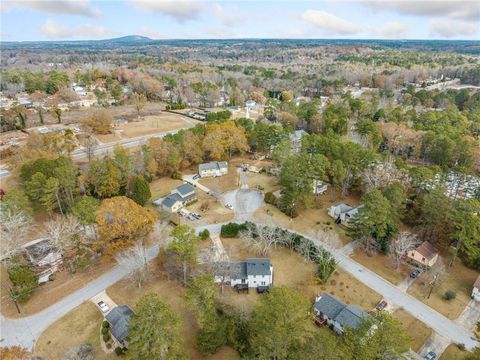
[1,188,478,353]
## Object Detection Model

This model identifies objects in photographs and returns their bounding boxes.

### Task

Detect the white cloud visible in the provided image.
[211,3,246,27]
[373,21,409,38]
[76,24,118,39]
[40,19,72,39]
[2,0,101,18]
[363,1,479,22]
[133,0,203,22]
[300,10,363,35]
[429,19,478,38]
[138,26,166,39]
[39,19,119,39]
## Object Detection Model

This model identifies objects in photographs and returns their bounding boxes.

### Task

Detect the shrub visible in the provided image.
[444,290,456,300]
[199,229,210,241]
[456,343,466,351]
[103,333,110,342]
[102,320,110,328]
[165,103,185,110]
[220,223,246,238]
[264,192,277,205]
[101,327,109,335]
[106,343,112,349]
[115,346,126,356]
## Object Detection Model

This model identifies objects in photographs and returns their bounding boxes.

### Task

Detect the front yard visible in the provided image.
[407,260,479,320]
[393,308,432,352]
[34,302,110,360]
[351,250,411,286]
[439,344,470,360]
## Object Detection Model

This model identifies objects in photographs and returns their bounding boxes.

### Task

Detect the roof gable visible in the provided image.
[415,241,438,260]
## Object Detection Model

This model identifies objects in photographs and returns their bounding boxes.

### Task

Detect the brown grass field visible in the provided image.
[439,344,470,360]
[34,302,110,360]
[407,259,479,319]
[393,308,432,351]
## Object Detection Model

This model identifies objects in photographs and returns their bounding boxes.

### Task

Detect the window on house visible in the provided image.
[261,281,265,285]
[422,257,425,261]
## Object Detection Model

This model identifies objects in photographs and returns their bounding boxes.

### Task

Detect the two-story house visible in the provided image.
[157,183,197,213]
[214,258,273,292]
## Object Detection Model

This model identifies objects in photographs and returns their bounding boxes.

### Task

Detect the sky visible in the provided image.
[1,0,479,41]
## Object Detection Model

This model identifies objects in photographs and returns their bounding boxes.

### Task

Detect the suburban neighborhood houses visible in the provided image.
[1,4,480,360]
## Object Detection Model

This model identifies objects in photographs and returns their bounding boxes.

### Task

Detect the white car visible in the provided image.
[97,301,110,313]
[225,203,233,210]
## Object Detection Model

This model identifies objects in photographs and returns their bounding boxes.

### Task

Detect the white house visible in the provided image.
[214,258,273,291]
[198,161,228,178]
[313,294,369,335]
[472,276,480,302]
[313,180,328,195]
[155,183,197,213]
[22,238,62,284]
[73,86,87,97]
[328,203,364,224]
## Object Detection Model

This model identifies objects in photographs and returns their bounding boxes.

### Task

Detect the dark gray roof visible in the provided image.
[313,294,368,331]
[162,193,182,208]
[246,259,272,276]
[106,305,133,343]
[176,183,195,196]
[199,162,219,171]
[313,294,346,320]
[335,305,368,330]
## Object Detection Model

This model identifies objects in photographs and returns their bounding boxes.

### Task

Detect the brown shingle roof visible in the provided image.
[474,275,480,290]
[415,241,438,260]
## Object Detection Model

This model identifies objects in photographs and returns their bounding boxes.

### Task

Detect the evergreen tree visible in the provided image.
[127,175,151,206]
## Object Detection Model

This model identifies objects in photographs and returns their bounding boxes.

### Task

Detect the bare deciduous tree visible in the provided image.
[391,231,421,268]
[45,215,81,253]
[0,207,32,263]
[240,224,279,256]
[361,157,409,192]
[202,245,236,295]
[115,241,150,288]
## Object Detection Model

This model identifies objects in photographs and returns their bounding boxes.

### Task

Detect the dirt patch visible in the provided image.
[407,260,479,320]
[149,177,184,200]
[95,134,122,143]
[34,302,109,360]
[245,172,279,193]
[0,258,115,318]
[119,112,192,138]
[198,166,240,193]
[351,250,410,286]
[186,190,234,225]
[394,308,432,351]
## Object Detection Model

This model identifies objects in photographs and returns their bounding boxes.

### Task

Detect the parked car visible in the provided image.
[225,203,233,210]
[97,301,109,313]
[375,300,388,311]
[410,269,421,279]
[424,351,436,360]
[193,174,200,180]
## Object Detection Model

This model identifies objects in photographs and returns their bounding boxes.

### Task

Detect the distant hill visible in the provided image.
[106,35,153,43]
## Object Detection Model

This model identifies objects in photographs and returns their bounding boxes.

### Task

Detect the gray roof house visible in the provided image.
[106,305,133,346]
[156,183,197,212]
[313,294,368,334]
[198,161,228,177]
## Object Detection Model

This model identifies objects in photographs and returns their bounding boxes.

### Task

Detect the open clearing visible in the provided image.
[394,308,432,351]
[407,260,479,320]
[34,302,109,360]
[118,112,192,138]
[351,250,410,286]
[198,165,240,193]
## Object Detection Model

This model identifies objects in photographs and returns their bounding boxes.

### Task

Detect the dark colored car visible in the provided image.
[375,300,388,311]
[410,269,421,278]
[424,351,436,360]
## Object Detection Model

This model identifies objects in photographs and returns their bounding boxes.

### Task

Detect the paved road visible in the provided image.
[1,188,478,352]
[0,245,160,349]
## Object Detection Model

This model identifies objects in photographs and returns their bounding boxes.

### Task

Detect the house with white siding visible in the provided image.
[199,161,228,178]
[214,258,273,292]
